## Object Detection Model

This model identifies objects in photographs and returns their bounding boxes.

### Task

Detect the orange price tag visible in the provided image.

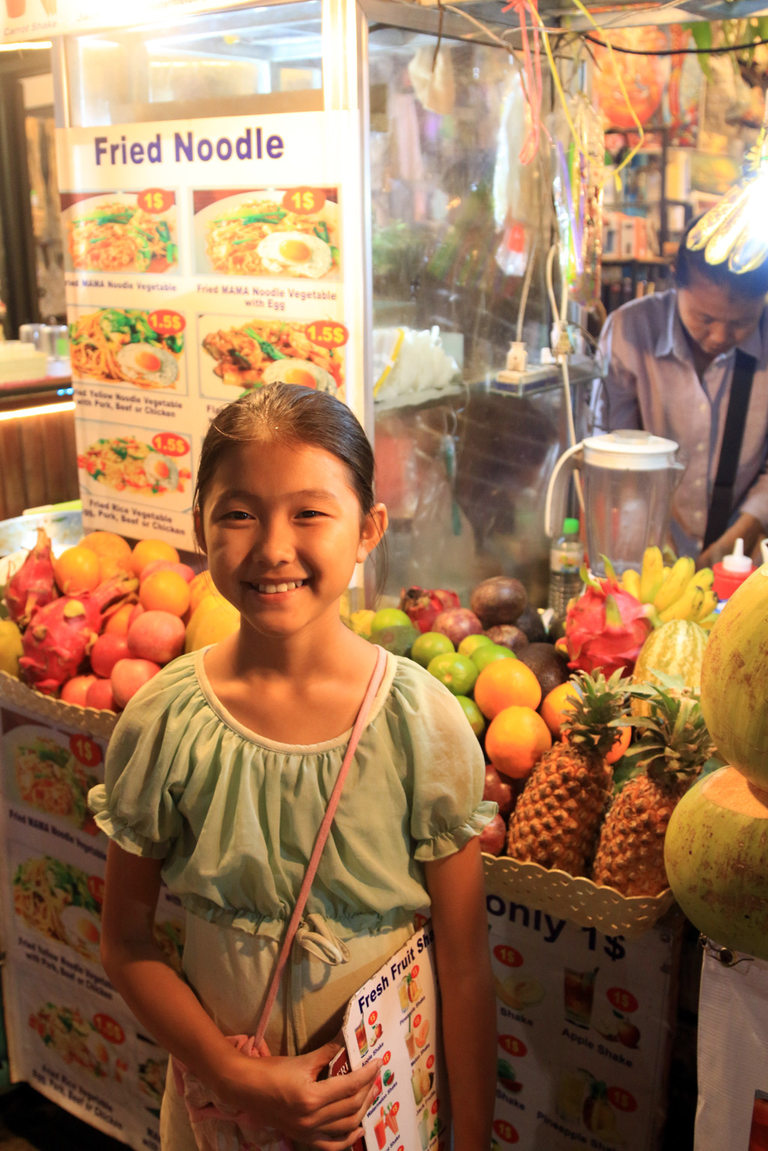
[152,432,189,458]
[93,1014,126,1045]
[137,188,174,213]
[148,309,185,336]
[88,875,105,905]
[493,944,523,968]
[492,1119,519,1144]
[69,734,103,767]
[498,1034,527,1058]
[607,987,639,1014]
[282,187,326,215]
[607,1086,638,1112]
[305,321,347,350]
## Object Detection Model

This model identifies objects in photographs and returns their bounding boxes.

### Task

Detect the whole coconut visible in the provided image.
[470,577,527,629]
[665,766,768,961]
[517,643,570,697]
[485,625,529,654]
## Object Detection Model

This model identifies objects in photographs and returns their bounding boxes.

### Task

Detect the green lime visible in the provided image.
[372,623,420,656]
[411,631,456,668]
[471,643,516,672]
[427,652,479,696]
[458,633,494,658]
[371,607,412,631]
[455,694,485,736]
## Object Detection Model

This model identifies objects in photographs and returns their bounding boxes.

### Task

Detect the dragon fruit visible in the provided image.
[19,573,137,695]
[564,574,653,677]
[4,527,59,627]
[398,586,461,633]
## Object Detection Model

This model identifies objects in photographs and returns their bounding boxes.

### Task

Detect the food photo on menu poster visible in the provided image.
[61,190,180,276]
[75,420,193,509]
[192,186,340,279]
[195,311,346,399]
[68,305,187,393]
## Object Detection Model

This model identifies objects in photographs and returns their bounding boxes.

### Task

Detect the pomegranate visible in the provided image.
[431,607,484,648]
[398,587,461,634]
[111,657,162,709]
[127,610,185,665]
[479,813,507,856]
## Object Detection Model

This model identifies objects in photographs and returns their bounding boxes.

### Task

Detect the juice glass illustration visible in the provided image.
[398,976,410,1011]
[563,968,597,1028]
[355,1018,368,1056]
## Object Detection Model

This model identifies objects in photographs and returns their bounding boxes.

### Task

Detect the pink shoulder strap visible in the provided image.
[254,645,388,1044]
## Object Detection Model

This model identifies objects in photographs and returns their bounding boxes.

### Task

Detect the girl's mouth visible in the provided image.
[254,579,307,594]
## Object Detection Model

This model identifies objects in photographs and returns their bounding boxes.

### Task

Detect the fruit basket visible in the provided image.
[483,852,675,939]
[0,668,118,740]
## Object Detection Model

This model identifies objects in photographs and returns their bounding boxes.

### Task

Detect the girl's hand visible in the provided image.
[218,1041,381,1150]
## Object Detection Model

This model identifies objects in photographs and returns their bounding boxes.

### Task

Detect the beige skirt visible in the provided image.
[159,914,415,1151]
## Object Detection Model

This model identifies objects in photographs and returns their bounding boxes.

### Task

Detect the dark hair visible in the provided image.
[676,215,768,299]
[194,384,376,522]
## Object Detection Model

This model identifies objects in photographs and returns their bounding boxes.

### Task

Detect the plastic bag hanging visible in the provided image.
[549,94,604,307]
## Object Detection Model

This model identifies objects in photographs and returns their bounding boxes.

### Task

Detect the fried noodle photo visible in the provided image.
[202,319,343,393]
[204,196,337,278]
[79,437,191,497]
[14,735,98,827]
[13,855,101,959]
[69,308,182,389]
[68,199,178,273]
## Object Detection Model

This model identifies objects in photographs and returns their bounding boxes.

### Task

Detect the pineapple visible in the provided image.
[506,669,631,876]
[592,678,715,897]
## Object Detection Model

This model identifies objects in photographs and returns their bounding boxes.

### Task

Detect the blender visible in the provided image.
[544,430,682,577]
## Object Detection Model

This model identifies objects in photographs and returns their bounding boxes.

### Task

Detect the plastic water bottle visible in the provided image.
[549,517,584,619]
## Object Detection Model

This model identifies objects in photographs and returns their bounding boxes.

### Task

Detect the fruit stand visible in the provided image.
[0,513,728,1149]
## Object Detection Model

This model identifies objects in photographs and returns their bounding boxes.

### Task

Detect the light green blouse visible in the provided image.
[89,647,494,943]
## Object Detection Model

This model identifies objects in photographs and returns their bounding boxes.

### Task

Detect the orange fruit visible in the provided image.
[53,546,101,594]
[80,530,133,579]
[139,569,191,617]
[474,658,542,719]
[131,538,180,577]
[540,680,580,738]
[485,705,552,779]
[103,601,136,636]
[605,724,632,764]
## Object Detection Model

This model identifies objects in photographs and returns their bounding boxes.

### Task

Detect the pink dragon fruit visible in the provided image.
[563,575,653,677]
[398,586,461,633]
[4,527,59,627]
[19,573,137,695]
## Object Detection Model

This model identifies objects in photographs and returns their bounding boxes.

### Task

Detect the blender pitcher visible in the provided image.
[545,430,682,577]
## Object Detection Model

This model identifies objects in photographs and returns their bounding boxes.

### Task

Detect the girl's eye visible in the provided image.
[221,509,252,522]
[296,509,323,520]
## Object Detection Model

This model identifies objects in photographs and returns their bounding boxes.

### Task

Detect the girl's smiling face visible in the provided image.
[197,437,386,641]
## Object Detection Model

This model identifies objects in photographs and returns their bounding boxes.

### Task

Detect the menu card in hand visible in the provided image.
[328,920,450,1151]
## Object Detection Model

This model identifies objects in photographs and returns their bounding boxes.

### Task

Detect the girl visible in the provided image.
[90,383,496,1151]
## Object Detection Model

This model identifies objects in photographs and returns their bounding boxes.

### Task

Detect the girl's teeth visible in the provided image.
[258,580,304,593]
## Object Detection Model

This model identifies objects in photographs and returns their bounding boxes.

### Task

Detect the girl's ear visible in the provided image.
[193,507,207,554]
[356,502,388,564]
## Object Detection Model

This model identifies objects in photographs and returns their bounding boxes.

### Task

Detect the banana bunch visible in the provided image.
[621,546,718,629]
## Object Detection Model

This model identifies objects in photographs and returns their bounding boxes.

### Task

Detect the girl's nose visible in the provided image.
[257,517,295,564]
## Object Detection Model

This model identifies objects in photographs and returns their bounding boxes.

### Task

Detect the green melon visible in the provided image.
[700,566,768,788]
[631,618,708,715]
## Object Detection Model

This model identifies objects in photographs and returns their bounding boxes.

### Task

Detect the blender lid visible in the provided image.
[583,429,679,470]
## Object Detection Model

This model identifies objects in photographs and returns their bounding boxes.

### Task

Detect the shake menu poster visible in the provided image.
[56,111,366,551]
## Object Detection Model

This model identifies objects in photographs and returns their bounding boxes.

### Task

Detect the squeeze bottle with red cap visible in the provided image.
[712,538,756,606]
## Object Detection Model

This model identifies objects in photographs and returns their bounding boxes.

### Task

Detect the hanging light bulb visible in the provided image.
[686,93,768,275]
